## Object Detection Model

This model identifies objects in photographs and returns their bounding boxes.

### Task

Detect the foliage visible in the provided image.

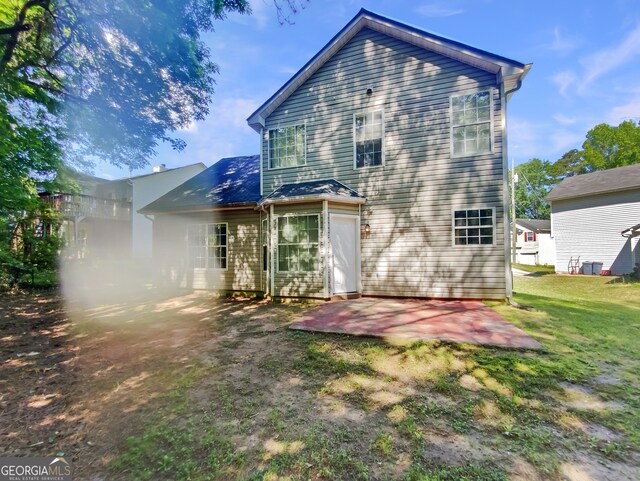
[0,198,62,289]
[1,0,253,169]
[551,120,640,178]
[513,158,554,219]
[517,120,640,218]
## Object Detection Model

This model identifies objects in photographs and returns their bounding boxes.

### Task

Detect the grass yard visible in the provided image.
[1,272,639,480]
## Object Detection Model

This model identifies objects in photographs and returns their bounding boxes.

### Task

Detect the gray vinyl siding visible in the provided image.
[152,210,262,292]
[272,203,326,298]
[262,27,506,299]
[551,189,640,275]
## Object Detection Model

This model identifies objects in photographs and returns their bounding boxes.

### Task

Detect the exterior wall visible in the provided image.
[515,226,555,266]
[153,209,262,291]
[537,233,555,266]
[132,165,205,258]
[261,28,506,299]
[271,203,326,298]
[551,189,640,274]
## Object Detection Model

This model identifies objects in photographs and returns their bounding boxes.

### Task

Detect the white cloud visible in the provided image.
[211,97,261,129]
[550,70,577,97]
[550,130,584,153]
[416,3,464,18]
[579,24,640,93]
[547,26,578,55]
[178,120,199,134]
[608,96,640,123]
[508,118,542,158]
[552,113,577,126]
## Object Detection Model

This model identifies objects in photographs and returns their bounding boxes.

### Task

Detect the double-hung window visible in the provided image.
[453,209,494,245]
[277,215,319,272]
[451,91,492,156]
[268,124,306,169]
[354,110,384,168]
[187,223,227,269]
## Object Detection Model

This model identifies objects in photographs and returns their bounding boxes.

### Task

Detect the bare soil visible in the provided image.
[1,291,639,481]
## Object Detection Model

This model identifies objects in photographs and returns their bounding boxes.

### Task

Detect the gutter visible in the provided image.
[258,194,366,208]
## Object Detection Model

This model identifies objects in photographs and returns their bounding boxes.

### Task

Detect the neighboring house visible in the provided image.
[514,219,554,266]
[547,164,640,275]
[129,163,206,258]
[42,163,205,259]
[141,9,531,300]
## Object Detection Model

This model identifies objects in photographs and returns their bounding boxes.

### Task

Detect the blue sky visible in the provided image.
[97,0,640,179]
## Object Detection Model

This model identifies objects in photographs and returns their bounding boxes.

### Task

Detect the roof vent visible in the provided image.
[153,164,167,173]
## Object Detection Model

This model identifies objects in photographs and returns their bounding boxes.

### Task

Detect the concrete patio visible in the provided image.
[290,298,544,349]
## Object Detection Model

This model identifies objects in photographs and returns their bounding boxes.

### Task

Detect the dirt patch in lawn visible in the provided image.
[1,291,639,481]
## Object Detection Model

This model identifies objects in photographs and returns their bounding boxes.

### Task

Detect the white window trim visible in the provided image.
[525,231,534,242]
[187,222,229,270]
[275,213,321,274]
[451,207,496,247]
[267,122,307,171]
[449,89,495,158]
[353,108,385,170]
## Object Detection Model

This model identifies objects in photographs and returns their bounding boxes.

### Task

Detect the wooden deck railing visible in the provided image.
[41,194,132,221]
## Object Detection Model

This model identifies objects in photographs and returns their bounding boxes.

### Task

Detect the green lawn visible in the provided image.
[109,274,640,481]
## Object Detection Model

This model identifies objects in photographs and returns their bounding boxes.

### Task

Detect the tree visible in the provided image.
[514,158,555,220]
[551,120,640,178]
[1,0,303,284]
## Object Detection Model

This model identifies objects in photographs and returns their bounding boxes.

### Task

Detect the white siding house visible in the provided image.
[515,219,554,266]
[547,164,640,275]
[130,163,206,258]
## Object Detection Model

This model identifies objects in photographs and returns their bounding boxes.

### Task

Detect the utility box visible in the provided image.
[582,262,593,275]
[592,262,603,275]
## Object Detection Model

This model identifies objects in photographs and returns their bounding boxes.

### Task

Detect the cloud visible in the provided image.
[508,118,543,158]
[550,130,584,153]
[550,70,577,97]
[415,3,464,18]
[547,26,579,55]
[210,97,261,129]
[608,96,640,123]
[579,24,640,92]
[553,113,577,126]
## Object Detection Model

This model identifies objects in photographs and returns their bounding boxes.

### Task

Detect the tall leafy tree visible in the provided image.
[1,0,303,280]
[514,158,555,220]
[551,120,640,178]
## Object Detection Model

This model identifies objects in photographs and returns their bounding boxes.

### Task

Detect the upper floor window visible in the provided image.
[268,124,306,169]
[453,208,494,246]
[354,110,384,168]
[187,223,227,269]
[451,90,492,157]
[525,231,535,242]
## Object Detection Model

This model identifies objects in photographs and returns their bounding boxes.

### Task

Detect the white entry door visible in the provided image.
[330,214,359,294]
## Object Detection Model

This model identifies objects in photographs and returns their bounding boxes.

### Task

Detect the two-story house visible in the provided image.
[141,9,531,300]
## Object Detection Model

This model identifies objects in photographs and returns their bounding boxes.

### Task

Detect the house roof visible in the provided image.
[546,164,640,202]
[515,219,551,232]
[139,155,260,214]
[124,163,205,182]
[259,179,365,206]
[247,8,531,132]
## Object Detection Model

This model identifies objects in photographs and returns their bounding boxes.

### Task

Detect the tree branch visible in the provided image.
[0,0,51,74]
[0,24,32,35]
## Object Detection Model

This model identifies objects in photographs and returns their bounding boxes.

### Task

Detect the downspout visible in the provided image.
[501,75,525,305]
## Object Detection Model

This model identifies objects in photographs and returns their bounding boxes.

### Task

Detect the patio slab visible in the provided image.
[290,298,544,349]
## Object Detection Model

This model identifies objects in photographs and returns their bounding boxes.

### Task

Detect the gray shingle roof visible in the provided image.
[515,219,551,232]
[139,155,260,213]
[259,179,364,205]
[546,164,640,202]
